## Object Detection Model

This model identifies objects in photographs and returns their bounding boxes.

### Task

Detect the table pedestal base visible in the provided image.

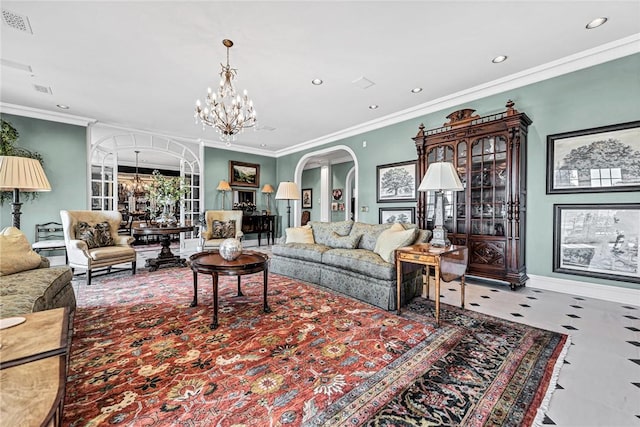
[145,235,187,271]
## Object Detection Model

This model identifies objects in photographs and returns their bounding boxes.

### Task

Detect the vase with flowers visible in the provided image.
[147,170,189,226]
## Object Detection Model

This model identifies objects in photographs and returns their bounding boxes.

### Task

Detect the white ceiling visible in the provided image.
[1,1,639,159]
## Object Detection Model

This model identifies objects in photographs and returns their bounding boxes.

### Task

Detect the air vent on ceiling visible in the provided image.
[33,84,52,94]
[1,9,33,34]
[0,58,32,73]
[352,76,375,89]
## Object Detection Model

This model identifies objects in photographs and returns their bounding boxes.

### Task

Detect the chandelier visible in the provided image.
[128,150,145,196]
[195,39,257,140]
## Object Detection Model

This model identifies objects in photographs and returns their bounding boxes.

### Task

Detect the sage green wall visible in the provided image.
[331,161,354,221]
[275,54,640,290]
[202,147,277,213]
[301,167,321,222]
[0,113,87,242]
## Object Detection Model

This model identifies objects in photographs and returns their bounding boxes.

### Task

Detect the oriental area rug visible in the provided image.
[63,268,568,426]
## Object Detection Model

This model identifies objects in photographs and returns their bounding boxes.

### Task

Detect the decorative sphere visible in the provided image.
[219,238,243,261]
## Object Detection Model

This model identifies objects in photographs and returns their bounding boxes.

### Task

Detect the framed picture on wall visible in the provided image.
[379,207,415,224]
[332,188,343,201]
[553,203,640,283]
[546,120,640,194]
[229,161,260,187]
[376,160,417,203]
[302,188,313,208]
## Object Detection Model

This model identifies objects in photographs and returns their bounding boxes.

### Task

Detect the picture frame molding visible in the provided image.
[546,120,640,194]
[379,207,416,225]
[229,160,260,188]
[376,160,418,203]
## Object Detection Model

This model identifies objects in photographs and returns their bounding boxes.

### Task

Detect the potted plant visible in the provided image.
[146,170,189,225]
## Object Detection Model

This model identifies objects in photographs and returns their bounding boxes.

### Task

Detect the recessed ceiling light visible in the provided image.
[586,17,608,29]
[368,104,379,110]
[492,55,508,64]
[56,104,69,109]
[311,78,323,85]
[411,87,423,93]
[260,143,267,147]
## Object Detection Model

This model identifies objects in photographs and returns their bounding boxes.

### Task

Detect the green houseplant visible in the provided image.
[146,170,189,224]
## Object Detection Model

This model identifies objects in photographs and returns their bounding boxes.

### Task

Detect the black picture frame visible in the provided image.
[379,207,416,225]
[553,203,640,284]
[546,120,640,194]
[302,188,312,209]
[229,161,260,188]
[376,160,417,203]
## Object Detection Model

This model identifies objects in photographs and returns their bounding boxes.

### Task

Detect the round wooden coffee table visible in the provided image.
[189,250,271,329]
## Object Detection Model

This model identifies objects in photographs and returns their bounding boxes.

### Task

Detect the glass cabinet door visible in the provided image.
[469,136,507,236]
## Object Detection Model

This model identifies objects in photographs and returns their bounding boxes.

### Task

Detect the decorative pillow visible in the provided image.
[75,221,114,249]
[309,220,354,246]
[285,226,314,244]
[211,220,236,239]
[329,231,361,249]
[0,226,43,276]
[374,223,419,264]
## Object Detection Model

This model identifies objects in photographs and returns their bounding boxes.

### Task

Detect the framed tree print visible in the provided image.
[376,160,417,203]
[546,121,640,194]
[553,203,640,283]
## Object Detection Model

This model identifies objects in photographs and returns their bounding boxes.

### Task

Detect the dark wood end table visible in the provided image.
[189,250,271,329]
[133,225,194,271]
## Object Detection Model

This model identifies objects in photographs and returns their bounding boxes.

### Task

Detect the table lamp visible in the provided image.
[0,156,52,229]
[261,184,274,214]
[275,181,300,228]
[418,162,464,247]
[216,180,231,210]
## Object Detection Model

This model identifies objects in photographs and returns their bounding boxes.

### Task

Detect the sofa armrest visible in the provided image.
[114,235,134,246]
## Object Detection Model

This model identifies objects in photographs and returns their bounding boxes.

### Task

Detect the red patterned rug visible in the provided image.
[64,268,568,426]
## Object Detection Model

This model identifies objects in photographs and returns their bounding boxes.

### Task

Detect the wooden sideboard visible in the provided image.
[241,214,276,246]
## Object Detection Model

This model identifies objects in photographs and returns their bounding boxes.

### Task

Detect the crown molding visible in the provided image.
[0,102,97,127]
[275,34,640,158]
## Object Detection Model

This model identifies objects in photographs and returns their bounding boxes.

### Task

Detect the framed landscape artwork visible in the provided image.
[302,188,312,209]
[379,207,415,225]
[546,120,640,194]
[553,203,640,284]
[376,160,417,203]
[229,161,260,187]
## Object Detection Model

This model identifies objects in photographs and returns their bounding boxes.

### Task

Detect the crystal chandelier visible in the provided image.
[128,150,145,196]
[195,39,257,140]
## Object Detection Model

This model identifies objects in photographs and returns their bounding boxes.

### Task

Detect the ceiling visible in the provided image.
[1,1,639,159]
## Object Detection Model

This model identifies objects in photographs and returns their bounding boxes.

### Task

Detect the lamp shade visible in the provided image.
[275,181,300,200]
[417,162,464,192]
[216,180,231,191]
[0,156,52,191]
[261,184,274,194]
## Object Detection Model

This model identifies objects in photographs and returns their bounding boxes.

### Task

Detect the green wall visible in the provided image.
[0,113,87,242]
[275,54,640,290]
[301,167,321,222]
[331,161,354,222]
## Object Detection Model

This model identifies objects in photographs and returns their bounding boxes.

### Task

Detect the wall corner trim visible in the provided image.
[527,274,639,307]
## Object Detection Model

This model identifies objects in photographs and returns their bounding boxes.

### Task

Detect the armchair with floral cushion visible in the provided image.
[201,210,244,250]
[60,210,137,285]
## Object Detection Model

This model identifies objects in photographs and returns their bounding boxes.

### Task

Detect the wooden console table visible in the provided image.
[395,244,468,326]
[241,214,275,246]
[0,307,70,426]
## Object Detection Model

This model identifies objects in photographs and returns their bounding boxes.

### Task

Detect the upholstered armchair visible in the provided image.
[60,210,137,285]
[201,210,244,250]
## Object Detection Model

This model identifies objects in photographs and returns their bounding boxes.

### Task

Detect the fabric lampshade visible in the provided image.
[261,184,275,194]
[275,181,300,200]
[418,162,464,192]
[216,180,231,191]
[0,156,52,191]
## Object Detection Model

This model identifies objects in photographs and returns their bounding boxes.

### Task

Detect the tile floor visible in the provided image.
[57,244,640,427]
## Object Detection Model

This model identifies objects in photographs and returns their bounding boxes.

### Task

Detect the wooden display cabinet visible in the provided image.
[413,100,532,289]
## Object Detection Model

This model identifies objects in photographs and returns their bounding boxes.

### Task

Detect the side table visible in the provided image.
[395,244,468,326]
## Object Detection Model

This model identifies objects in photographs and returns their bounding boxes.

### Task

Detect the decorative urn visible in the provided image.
[219,238,242,261]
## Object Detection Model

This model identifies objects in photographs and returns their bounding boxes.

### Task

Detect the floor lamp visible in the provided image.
[216,180,231,210]
[275,181,300,228]
[418,162,464,247]
[0,156,52,229]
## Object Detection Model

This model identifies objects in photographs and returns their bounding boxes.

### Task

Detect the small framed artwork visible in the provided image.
[338,202,345,211]
[377,160,417,203]
[332,188,343,201]
[302,188,313,209]
[229,161,260,187]
[331,202,338,211]
[553,203,640,283]
[379,207,416,225]
[233,189,256,205]
[546,120,640,194]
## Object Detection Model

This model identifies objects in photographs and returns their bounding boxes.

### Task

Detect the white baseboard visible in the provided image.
[527,274,640,307]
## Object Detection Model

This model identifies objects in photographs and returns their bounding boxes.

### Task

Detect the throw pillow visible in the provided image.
[329,231,361,249]
[211,220,236,239]
[285,226,314,244]
[374,223,418,263]
[75,221,114,249]
[0,226,43,276]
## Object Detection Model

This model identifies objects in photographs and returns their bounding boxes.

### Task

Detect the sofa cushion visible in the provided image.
[374,223,418,263]
[211,220,236,239]
[350,222,392,251]
[322,248,396,280]
[309,220,353,246]
[0,227,43,276]
[272,243,332,263]
[285,226,314,244]
[329,231,361,249]
[0,265,73,316]
[75,221,114,249]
